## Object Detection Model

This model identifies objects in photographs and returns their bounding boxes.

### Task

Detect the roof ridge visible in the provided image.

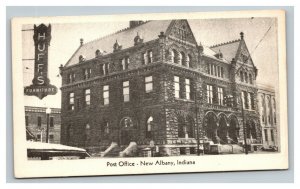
[210,38,241,48]
[83,20,151,47]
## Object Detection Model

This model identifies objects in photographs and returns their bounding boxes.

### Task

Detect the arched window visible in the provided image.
[244,72,248,83]
[178,116,185,138]
[102,121,109,134]
[179,52,184,65]
[121,117,133,128]
[146,116,153,138]
[249,74,253,84]
[240,71,244,82]
[186,117,194,138]
[186,54,191,67]
[171,49,177,63]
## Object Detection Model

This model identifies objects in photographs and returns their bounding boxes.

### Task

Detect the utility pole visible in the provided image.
[194,84,200,156]
[240,94,248,155]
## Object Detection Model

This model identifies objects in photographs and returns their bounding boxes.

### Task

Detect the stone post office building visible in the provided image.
[60,20,263,156]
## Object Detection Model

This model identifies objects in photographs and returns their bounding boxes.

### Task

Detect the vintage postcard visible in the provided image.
[12,10,288,178]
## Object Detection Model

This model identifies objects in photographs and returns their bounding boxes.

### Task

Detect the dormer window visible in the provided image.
[121,57,130,70]
[83,68,91,80]
[68,73,76,83]
[143,50,153,65]
[95,49,100,57]
[79,55,85,62]
[101,63,109,75]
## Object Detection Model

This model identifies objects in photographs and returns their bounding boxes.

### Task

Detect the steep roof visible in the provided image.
[202,45,229,63]
[65,20,172,67]
[210,39,241,62]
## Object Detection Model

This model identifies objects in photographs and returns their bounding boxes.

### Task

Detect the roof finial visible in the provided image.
[197,42,204,54]
[80,38,84,46]
[240,32,244,39]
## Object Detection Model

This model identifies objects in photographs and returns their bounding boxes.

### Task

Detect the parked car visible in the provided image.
[27,141,91,160]
[261,145,278,152]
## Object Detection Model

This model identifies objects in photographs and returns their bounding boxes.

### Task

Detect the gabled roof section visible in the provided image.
[165,20,197,45]
[65,20,172,67]
[210,39,241,62]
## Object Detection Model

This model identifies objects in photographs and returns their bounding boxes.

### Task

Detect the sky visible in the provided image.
[22,17,278,108]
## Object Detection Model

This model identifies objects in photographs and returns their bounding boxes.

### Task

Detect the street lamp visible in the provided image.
[45,107,51,143]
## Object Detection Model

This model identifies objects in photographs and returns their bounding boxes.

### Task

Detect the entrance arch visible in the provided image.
[228,115,239,144]
[119,117,134,145]
[203,112,219,143]
[218,115,228,144]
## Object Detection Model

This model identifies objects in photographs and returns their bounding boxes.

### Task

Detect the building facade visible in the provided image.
[25,106,61,144]
[257,85,278,148]
[60,20,262,156]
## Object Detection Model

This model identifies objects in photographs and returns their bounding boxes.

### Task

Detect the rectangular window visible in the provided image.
[221,67,224,78]
[68,73,75,83]
[271,130,275,141]
[25,116,29,127]
[37,116,41,127]
[185,78,191,100]
[50,117,54,127]
[145,76,153,93]
[123,81,130,102]
[103,85,109,105]
[102,64,106,75]
[250,93,255,110]
[207,85,213,104]
[85,89,91,106]
[174,76,180,98]
[148,51,153,63]
[143,52,148,65]
[217,87,224,105]
[69,92,74,110]
[84,68,91,80]
[214,65,217,76]
[207,63,211,75]
[242,91,249,109]
[49,134,54,141]
[121,58,126,70]
[68,73,72,83]
[264,129,268,141]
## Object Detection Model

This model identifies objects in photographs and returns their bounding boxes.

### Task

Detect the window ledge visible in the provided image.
[175,98,194,103]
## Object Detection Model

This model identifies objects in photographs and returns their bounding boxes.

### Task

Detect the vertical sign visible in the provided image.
[24,24,57,99]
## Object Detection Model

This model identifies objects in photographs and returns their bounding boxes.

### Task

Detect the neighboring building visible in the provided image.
[60,20,263,156]
[257,85,278,148]
[25,106,61,144]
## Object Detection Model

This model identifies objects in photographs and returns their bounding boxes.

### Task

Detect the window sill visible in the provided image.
[175,98,194,103]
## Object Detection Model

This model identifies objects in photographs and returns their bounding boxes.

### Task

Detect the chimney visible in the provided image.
[80,38,84,46]
[129,21,144,28]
